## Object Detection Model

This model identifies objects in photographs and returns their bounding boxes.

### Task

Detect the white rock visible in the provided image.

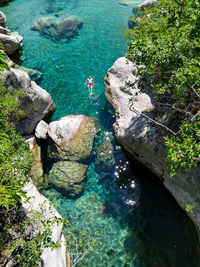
[35,120,49,139]
[1,68,55,134]
[0,32,23,55]
[105,56,200,233]
[0,11,6,27]
[137,0,158,9]
[22,180,66,267]
[48,114,96,160]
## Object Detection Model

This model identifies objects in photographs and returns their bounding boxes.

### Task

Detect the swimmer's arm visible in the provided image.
[85,79,88,85]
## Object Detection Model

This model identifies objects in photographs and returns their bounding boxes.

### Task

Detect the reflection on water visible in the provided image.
[1,0,200,266]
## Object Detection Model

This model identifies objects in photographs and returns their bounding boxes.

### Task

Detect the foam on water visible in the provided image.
[1,0,200,266]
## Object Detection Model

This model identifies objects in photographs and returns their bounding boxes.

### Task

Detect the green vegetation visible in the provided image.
[126,0,200,176]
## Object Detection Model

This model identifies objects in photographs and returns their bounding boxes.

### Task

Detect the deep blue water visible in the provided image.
[1,0,200,266]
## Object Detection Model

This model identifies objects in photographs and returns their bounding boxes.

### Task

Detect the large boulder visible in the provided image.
[48,114,96,161]
[1,68,55,134]
[0,32,23,55]
[48,161,88,197]
[105,56,200,233]
[31,15,83,41]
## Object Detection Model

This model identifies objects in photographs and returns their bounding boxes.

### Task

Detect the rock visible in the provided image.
[1,68,55,134]
[48,114,96,161]
[48,161,88,197]
[136,0,158,9]
[96,140,115,169]
[105,56,200,233]
[0,32,23,55]
[31,15,83,41]
[24,134,35,150]
[30,138,48,190]
[13,63,43,82]
[22,180,67,267]
[0,26,10,34]
[0,11,6,27]
[35,120,49,139]
[118,1,130,6]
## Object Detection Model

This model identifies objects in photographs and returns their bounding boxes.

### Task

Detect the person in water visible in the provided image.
[85,76,95,95]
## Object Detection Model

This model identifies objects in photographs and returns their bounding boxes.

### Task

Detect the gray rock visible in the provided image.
[105,56,200,233]
[0,11,6,27]
[48,114,96,160]
[0,32,23,55]
[22,180,67,267]
[137,0,158,9]
[31,15,83,41]
[48,161,88,197]
[1,68,55,134]
[0,25,10,34]
[35,120,49,139]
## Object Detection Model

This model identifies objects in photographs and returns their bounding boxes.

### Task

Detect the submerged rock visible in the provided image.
[13,63,43,82]
[48,114,96,161]
[105,56,200,233]
[1,68,55,134]
[31,15,83,41]
[48,161,88,197]
[96,140,115,169]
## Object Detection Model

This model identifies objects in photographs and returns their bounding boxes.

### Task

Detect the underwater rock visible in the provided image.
[31,15,83,41]
[48,161,88,197]
[105,56,200,233]
[0,11,6,27]
[13,63,43,82]
[118,1,131,6]
[96,140,115,169]
[48,114,96,161]
[35,120,49,139]
[0,31,23,55]
[1,68,55,134]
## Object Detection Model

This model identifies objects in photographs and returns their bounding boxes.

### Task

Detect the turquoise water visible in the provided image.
[1,0,200,266]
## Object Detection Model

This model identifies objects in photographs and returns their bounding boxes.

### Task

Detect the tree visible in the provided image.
[126,0,200,176]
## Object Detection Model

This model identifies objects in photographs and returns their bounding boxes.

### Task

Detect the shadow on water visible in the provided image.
[107,158,200,267]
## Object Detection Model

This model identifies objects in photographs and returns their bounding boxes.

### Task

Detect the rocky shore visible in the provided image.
[105,57,200,235]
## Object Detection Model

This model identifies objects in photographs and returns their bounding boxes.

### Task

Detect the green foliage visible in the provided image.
[164,120,200,176]
[185,204,195,214]
[11,210,62,267]
[0,81,32,211]
[0,48,9,73]
[127,0,200,175]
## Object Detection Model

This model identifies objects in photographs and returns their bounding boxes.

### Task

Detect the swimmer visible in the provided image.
[85,76,95,95]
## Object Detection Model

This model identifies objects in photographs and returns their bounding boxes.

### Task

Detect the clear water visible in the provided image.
[1,0,200,266]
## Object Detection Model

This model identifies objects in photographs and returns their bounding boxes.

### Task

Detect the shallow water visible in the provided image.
[1,0,200,266]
